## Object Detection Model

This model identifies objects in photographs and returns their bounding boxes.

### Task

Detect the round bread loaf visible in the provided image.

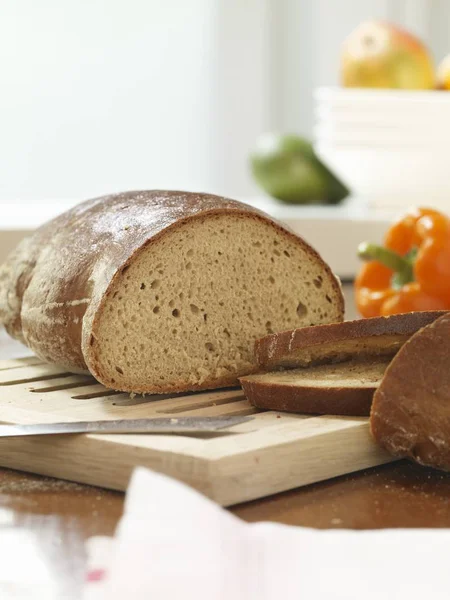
[0,191,344,393]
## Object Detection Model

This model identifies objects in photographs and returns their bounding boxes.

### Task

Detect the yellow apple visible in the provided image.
[341,21,435,90]
[437,53,450,89]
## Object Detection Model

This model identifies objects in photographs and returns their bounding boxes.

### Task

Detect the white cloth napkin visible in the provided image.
[0,510,59,599]
[85,467,450,600]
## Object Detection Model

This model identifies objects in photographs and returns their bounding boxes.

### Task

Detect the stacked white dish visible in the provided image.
[314,87,450,211]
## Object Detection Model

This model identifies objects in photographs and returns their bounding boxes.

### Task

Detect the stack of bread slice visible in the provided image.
[240,312,446,416]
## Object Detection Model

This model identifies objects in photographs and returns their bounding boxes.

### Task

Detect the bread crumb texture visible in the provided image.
[93,214,342,392]
[242,357,391,389]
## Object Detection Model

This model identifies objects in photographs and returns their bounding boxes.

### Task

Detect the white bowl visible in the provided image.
[315,112,450,130]
[314,126,450,146]
[314,88,450,211]
[315,87,450,107]
[315,90,450,129]
[315,143,450,211]
[315,103,450,117]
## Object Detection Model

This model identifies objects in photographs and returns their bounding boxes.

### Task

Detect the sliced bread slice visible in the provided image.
[240,357,391,416]
[255,311,446,371]
[241,311,446,416]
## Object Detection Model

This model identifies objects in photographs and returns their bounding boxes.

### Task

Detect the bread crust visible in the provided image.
[240,375,374,416]
[371,312,450,471]
[255,311,446,370]
[0,191,344,387]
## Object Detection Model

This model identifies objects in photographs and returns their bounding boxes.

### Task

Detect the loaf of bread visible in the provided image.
[241,312,445,416]
[0,191,344,393]
[371,312,450,471]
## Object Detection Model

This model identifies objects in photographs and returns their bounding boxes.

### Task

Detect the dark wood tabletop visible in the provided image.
[2,460,450,597]
[1,285,450,597]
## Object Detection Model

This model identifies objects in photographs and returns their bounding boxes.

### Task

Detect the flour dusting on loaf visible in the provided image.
[0,190,344,393]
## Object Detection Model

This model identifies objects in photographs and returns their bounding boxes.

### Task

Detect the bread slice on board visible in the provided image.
[0,191,344,394]
[255,311,446,370]
[241,312,446,416]
[371,312,450,471]
[240,357,392,416]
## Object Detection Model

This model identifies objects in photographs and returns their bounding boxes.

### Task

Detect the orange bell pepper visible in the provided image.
[355,207,450,317]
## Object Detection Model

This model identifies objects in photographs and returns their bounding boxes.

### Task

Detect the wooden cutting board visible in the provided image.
[0,356,394,506]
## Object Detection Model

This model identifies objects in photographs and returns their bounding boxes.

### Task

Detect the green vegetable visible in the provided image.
[250,133,349,205]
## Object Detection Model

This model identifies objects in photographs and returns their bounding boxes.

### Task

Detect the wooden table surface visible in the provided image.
[1,285,450,597]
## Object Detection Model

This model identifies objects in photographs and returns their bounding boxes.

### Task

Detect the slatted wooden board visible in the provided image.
[0,356,394,506]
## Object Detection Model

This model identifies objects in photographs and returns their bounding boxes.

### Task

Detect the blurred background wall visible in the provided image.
[1,0,449,203]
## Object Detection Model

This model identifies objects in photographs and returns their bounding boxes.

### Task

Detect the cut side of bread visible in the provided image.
[0,191,344,393]
[240,357,391,416]
[255,311,446,370]
[91,213,343,392]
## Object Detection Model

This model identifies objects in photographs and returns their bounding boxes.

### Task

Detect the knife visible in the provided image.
[0,416,253,438]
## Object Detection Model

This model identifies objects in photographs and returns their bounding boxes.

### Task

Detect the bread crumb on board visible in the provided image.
[0,476,85,494]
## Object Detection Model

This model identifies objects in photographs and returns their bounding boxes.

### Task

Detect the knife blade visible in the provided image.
[0,416,253,438]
